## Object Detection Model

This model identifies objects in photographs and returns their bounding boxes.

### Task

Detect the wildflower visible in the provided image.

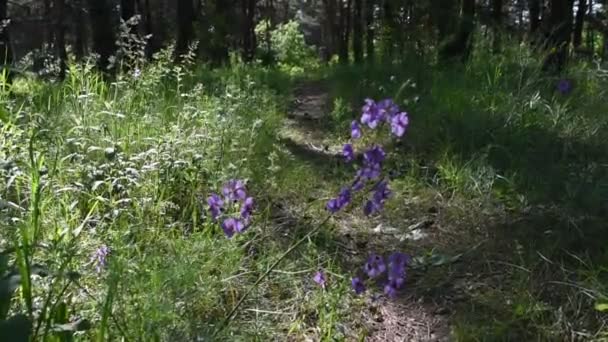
[390,112,409,137]
[313,270,326,288]
[557,79,572,95]
[92,245,110,273]
[363,199,383,216]
[377,99,399,120]
[222,179,247,202]
[343,143,355,163]
[361,99,382,129]
[240,197,255,220]
[364,254,386,278]
[133,68,141,78]
[363,146,386,165]
[351,121,362,139]
[221,218,245,238]
[387,252,410,290]
[359,162,381,180]
[352,177,365,191]
[207,193,224,220]
[326,198,342,213]
[326,187,351,213]
[373,181,391,203]
[351,277,366,294]
[384,281,399,298]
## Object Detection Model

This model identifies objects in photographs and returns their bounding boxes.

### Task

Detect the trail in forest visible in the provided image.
[283,82,453,342]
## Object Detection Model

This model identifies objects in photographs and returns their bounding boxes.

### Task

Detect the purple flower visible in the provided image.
[377,99,399,120]
[351,277,366,294]
[352,177,365,191]
[221,218,245,238]
[351,121,362,139]
[326,187,351,213]
[384,281,399,298]
[364,254,386,278]
[361,99,382,129]
[557,79,572,95]
[390,112,409,137]
[388,252,410,268]
[240,197,255,220]
[363,199,383,216]
[222,179,247,202]
[343,143,354,163]
[364,146,386,165]
[358,162,382,180]
[373,181,391,203]
[326,198,341,213]
[207,193,224,220]
[91,245,110,273]
[313,270,326,288]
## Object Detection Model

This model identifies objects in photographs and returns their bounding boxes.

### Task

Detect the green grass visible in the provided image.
[2,39,608,341]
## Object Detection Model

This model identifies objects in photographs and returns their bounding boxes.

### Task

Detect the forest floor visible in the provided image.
[279,79,607,341]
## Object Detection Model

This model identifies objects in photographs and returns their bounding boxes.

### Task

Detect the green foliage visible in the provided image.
[257,20,319,73]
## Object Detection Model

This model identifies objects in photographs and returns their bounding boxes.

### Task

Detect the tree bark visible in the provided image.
[241,0,257,62]
[439,0,476,62]
[529,0,541,35]
[573,0,587,47]
[0,0,11,66]
[54,0,68,79]
[175,0,195,60]
[121,0,136,22]
[365,0,375,63]
[492,0,502,52]
[88,0,117,71]
[542,0,573,71]
[338,0,352,64]
[353,0,363,63]
[74,0,87,60]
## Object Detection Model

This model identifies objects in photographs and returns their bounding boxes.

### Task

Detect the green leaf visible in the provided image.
[0,314,32,342]
[595,302,608,312]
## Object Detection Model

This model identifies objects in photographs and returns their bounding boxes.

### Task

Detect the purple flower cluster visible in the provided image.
[208,179,255,238]
[351,252,410,298]
[91,245,110,273]
[557,79,572,95]
[331,98,408,216]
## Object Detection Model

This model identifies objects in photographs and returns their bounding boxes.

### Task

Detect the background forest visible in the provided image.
[2,0,608,341]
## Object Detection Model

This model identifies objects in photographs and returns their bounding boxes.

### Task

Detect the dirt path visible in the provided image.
[284,82,453,342]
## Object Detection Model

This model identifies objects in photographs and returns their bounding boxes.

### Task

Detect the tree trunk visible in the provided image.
[175,0,195,60]
[382,0,394,59]
[338,0,352,64]
[439,0,476,62]
[322,0,338,60]
[241,0,257,62]
[542,0,573,72]
[573,0,587,47]
[88,0,117,71]
[529,0,541,35]
[433,0,454,44]
[365,0,375,63]
[0,0,11,66]
[54,0,68,79]
[353,0,363,63]
[74,0,87,59]
[492,0,502,52]
[121,0,136,22]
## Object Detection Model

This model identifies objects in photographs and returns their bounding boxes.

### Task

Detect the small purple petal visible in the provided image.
[343,143,355,163]
[313,270,326,288]
[390,112,409,137]
[351,277,366,294]
[351,121,362,139]
[364,254,387,278]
